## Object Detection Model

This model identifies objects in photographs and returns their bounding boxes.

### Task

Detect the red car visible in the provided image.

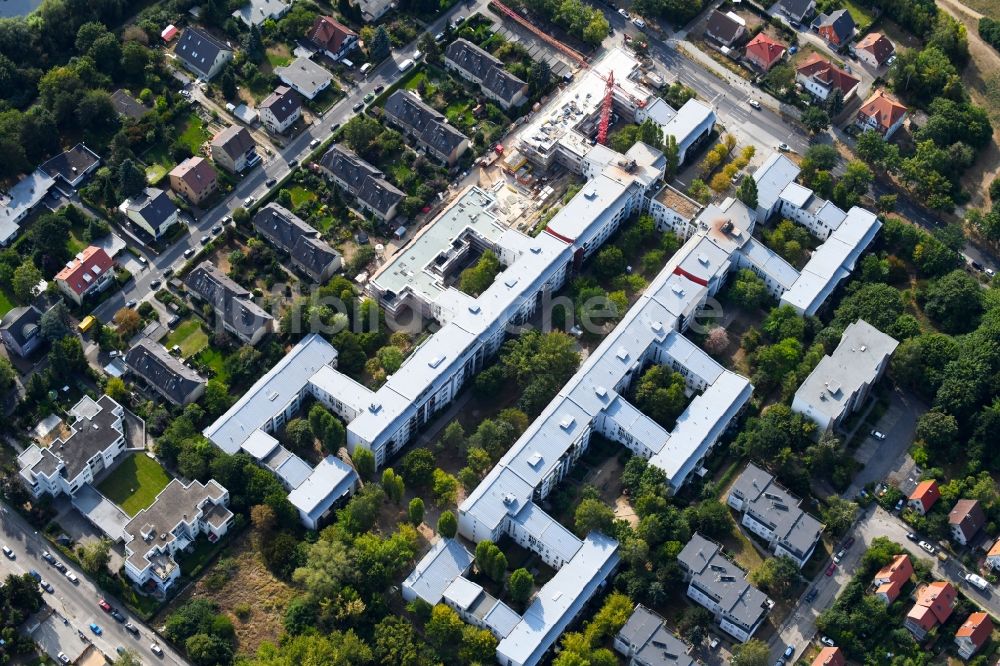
[825,562,837,576]
[98,599,111,612]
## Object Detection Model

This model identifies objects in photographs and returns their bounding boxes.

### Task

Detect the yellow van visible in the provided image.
[78,315,97,333]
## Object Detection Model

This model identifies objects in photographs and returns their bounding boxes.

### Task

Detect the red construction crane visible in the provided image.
[596,70,615,145]
[489,0,647,110]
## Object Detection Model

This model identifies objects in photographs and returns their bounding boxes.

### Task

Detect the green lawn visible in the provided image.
[288,186,317,208]
[840,0,874,29]
[164,318,209,358]
[445,101,474,128]
[195,346,228,382]
[0,288,16,317]
[266,51,293,68]
[66,220,89,256]
[97,454,172,517]
[176,113,210,154]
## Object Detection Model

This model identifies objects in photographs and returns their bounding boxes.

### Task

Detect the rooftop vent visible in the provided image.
[594,386,607,398]
[670,284,684,296]
[468,304,481,314]
[504,277,518,288]
[267,391,279,401]
[527,452,543,468]
[559,415,575,430]
[530,246,541,254]
[615,347,629,362]
[650,321,663,333]
[428,355,444,369]
[502,493,515,506]
[369,402,382,414]
[697,253,709,266]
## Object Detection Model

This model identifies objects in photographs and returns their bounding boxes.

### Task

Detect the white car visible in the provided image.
[966,573,990,591]
[871,430,886,440]
[918,540,936,554]
[2,546,13,559]
[40,579,53,593]
[57,652,70,664]
[748,99,761,109]
[64,570,79,584]
[820,636,835,647]
[151,643,164,657]
[618,7,629,17]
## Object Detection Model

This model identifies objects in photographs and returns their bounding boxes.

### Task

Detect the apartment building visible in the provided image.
[122,479,233,593]
[678,533,773,642]
[125,339,207,406]
[317,144,405,221]
[444,38,529,110]
[210,126,258,173]
[792,320,898,431]
[18,395,130,499]
[727,463,824,568]
[259,85,301,134]
[168,156,218,206]
[55,246,115,306]
[252,203,342,282]
[120,188,179,239]
[184,261,273,345]
[382,90,471,165]
[614,605,695,666]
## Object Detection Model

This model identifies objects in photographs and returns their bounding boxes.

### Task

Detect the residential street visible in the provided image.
[772,504,999,660]
[0,501,188,665]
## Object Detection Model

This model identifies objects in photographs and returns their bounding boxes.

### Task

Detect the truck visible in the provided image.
[966,573,990,591]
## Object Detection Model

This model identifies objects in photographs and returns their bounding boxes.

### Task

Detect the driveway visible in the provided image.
[846,387,923,497]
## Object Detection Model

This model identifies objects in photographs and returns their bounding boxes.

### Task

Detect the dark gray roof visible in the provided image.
[317,145,405,217]
[130,188,178,228]
[1,305,42,350]
[779,0,814,20]
[705,10,745,45]
[184,261,273,338]
[617,606,694,666]
[678,533,770,633]
[818,9,855,42]
[175,27,232,78]
[125,339,206,406]
[40,144,100,184]
[260,86,301,125]
[383,90,469,160]
[48,395,124,479]
[731,463,823,559]
[252,203,341,281]
[110,90,149,120]
[445,39,528,106]
[211,126,256,160]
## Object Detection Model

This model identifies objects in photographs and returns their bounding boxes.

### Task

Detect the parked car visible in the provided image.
[966,573,990,591]
[28,570,41,582]
[150,279,161,289]
[804,588,818,602]
[40,580,53,593]
[906,532,919,542]
[870,430,886,440]
[183,248,195,258]
[110,609,126,623]
[125,300,137,309]
[778,143,791,152]
[435,31,446,42]
[784,645,795,659]
[163,267,174,278]
[820,636,835,647]
[825,562,837,576]
[352,101,364,112]
[212,225,222,235]
[287,158,298,167]
[42,550,54,563]
[200,235,209,245]
[151,644,164,657]
[748,99,761,110]
[54,561,67,573]
[244,195,256,207]
[1,546,13,559]
[895,498,904,511]
[98,599,111,612]
[618,7,629,17]
[90,624,103,636]
[64,571,78,584]
[58,652,70,664]
[125,622,140,636]
[167,314,181,328]
[833,548,846,564]
[265,177,277,187]
[374,84,385,93]
[919,540,936,554]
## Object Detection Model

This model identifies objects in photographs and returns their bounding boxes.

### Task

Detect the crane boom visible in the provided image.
[597,71,614,145]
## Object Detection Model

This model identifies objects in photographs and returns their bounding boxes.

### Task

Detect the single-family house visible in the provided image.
[745,33,786,71]
[0,170,56,246]
[125,339,207,406]
[210,126,258,173]
[815,9,855,47]
[872,553,913,604]
[175,27,233,81]
[382,90,470,165]
[120,187,179,239]
[0,305,44,357]
[357,0,394,22]
[614,605,694,666]
[948,499,986,546]
[908,480,940,516]
[306,16,358,61]
[855,89,908,139]
[40,143,101,189]
[905,581,956,639]
[54,246,115,305]
[444,39,529,110]
[986,538,1000,570]
[812,647,845,666]
[777,0,815,25]
[795,54,860,101]
[259,85,301,134]
[168,156,218,206]
[111,89,150,121]
[704,10,747,48]
[955,612,992,659]
[276,57,333,100]
[232,0,290,26]
[854,32,894,68]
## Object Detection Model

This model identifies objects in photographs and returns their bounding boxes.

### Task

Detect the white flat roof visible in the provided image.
[753,153,800,214]
[309,365,376,416]
[402,538,474,605]
[780,181,813,209]
[287,455,358,517]
[443,575,483,611]
[242,428,280,459]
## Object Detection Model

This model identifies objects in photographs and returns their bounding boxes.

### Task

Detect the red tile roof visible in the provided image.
[307,16,357,53]
[909,479,941,512]
[796,54,860,97]
[746,33,786,70]
[956,611,992,648]
[855,32,894,65]
[812,647,845,666]
[858,90,907,132]
[54,246,113,296]
[874,553,913,587]
[949,499,986,534]
[913,581,957,624]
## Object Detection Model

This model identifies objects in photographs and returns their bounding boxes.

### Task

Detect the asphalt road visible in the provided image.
[0,501,188,665]
[772,505,1000,661]
[92,3,481,325]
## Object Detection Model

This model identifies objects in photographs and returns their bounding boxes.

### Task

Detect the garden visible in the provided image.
[96,453,172,517]
[164,317,210,359]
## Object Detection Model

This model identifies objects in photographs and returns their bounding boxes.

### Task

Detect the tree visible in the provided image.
[475,541,507,582]
[915,410,959,459]
[203,379,232,417]
[801,106,830,134]
[408,497,425,525]
[185,633,233,666]
[12,259,41,301]
[459,250,501,296]
[0,356,15,392]
[352,447,375,480]
[284,419,314,453]
[736,175,758,210]
[117,158,145,199]
[437,510,457,538]
[401,448,435,488]
[425,604,464,656]
[369,26,391,61]
[113,307,141,337]
[242,25,264,62]
[634,365,687,428]
[923,269,983,333]
[381,467,405,503]
[593,246,626,279]
[112,649,142,666]
[731,638,770,666]
[460,625,497,663]
[105,376,129,404]
[727,269,770,310]
[527,60,551,95]
[820,496,858,536]
[432,468,458,506]
[574,498,615,537]
[77,538,111,575]
[508,567,534,604]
